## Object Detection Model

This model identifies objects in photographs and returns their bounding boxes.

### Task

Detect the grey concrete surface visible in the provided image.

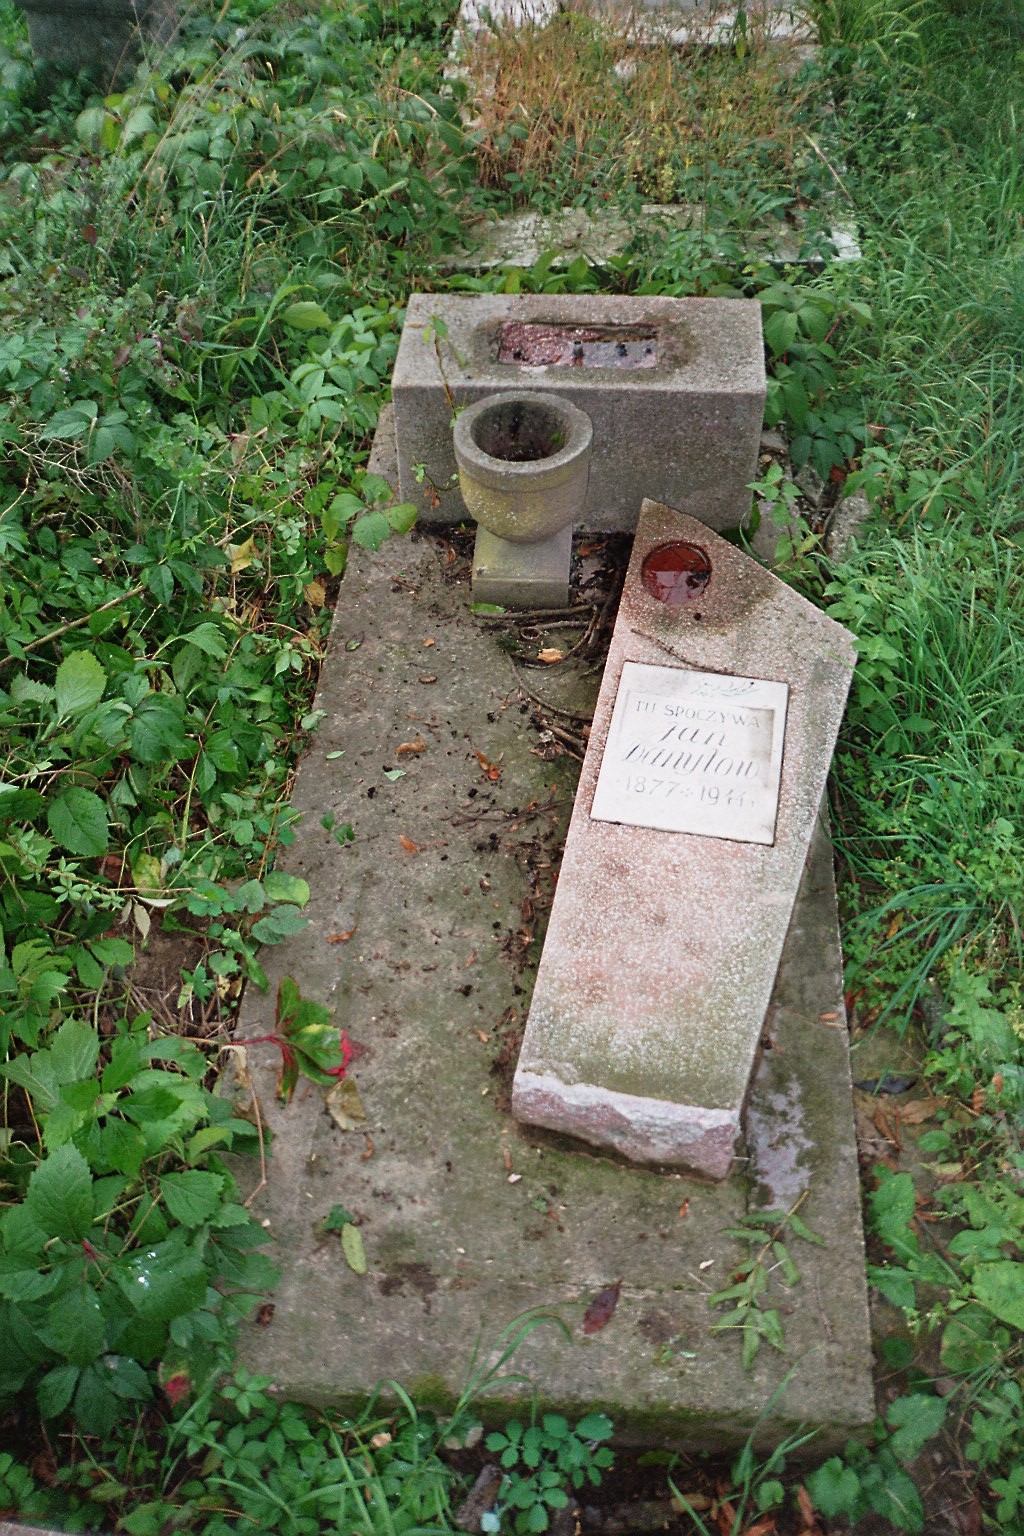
[232,504,872,1449]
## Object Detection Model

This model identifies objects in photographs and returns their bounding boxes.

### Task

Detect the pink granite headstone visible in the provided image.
[511,500,857,1178]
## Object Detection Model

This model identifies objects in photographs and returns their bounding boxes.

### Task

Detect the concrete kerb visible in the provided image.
[229,415,874,1452]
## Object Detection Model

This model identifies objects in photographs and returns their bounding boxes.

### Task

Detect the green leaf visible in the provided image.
[48,1019,100,1084]
[37,1363,79,1419]
[870,1171,918,1258]
[282,301,333,331]
[871,1467,924,1532]
[868,1265,916,1311]
[387,501,418,534]
[117,1241,207,1322]
[341,1223,366,1275]
[25,1143,94,1241]
[762,308,798,356]
[180,621,228,658]
[323,1204,356,1233]
[251,905,308,943]
[970,1261,1024,1331]
[47,787,109,856]
[576,1413,613,1441]
[805,1458,863,1520]
[160,1171,226,1228]
[73,1362,120,1438]
[38,1285,106,1366]
[262,871,310,907]
[885,1392,946,1462]
[54,650,106,717]
[351,509,391,550]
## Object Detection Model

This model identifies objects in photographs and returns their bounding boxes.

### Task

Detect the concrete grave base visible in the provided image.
[233,442,872,1448]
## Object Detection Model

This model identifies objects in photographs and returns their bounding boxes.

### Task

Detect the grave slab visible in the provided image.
[391,294,764,535]
[512,501,857,1176]
[438,205,861,275]
[233,458,872,1449]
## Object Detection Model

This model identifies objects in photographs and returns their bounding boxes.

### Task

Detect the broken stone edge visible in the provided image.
[511,1073,737,1177]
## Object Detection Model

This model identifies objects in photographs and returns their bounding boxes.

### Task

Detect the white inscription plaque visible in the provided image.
[590,662,788,845]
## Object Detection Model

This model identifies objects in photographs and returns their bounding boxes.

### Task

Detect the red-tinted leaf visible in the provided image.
[163,1370,190,1407]
[582,1278,622,1334]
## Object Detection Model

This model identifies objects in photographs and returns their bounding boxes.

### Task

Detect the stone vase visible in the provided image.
[453,391,593,545]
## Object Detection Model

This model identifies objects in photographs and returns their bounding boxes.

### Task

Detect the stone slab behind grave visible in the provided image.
[232,432,872,1444]
[513,501,857,1177]
[391,293,764,535]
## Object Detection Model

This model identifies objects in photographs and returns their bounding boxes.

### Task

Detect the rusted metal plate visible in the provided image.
[498,320,657,368]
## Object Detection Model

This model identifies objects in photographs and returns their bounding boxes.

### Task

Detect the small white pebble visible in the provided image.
[508,1173,522,1184]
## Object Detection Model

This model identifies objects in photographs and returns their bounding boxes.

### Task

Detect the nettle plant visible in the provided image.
[0,979,346,1431]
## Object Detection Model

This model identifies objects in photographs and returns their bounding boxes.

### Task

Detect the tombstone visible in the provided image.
[392,293,766,536]
[511,500,857,1177]
[14,0,178,84]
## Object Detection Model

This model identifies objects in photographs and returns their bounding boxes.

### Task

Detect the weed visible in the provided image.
[707,1195,823,1368]
[461,9,837,239]
[483,1412,614,1534]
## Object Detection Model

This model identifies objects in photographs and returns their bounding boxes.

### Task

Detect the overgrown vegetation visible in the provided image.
[3,0,1024,1527]
[463,6,838,248]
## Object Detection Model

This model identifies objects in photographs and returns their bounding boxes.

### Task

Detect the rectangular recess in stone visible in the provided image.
[391,294,765,534]
[512,499,857,1178]
[497,321,657,369]
[590,661,788,845]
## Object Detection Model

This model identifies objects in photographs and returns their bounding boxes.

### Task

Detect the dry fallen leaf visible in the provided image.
[743,1517,777,1536]
[582,1278,622,1335]
[326,1077,367,1132]
[473,748,502,782]
[228,536,257,574]
[671,1492,713,1514]
[422,637,436,648]
[399,834,423,854]
[895,1096,945,1124]
[360,1134,375,1162]
[396,736,427,756]
[327,928,356,944]
[538,647,565,664]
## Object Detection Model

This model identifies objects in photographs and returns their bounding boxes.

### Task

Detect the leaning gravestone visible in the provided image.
[513,500,857,1177]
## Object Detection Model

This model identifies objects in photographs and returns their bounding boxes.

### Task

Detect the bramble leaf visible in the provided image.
[25,1143,94,1242]
[54,650,105,717]
[47,787,109,857]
